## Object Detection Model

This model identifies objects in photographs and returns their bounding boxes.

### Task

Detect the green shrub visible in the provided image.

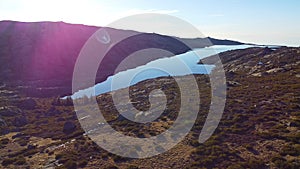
[15,156,26,165]
[111,154,127,163]
[246,159,266,168]
[1,156,26,166]
[126,165,139,169]
[280,144,300,156]
[190,139,200,147]
[55,153,63,160]
[0,138,9,144]
[227,163,244,169]
[78,159,88,168]
[244,143,254,151]
[64,160,77,169]
[105,165,119,169]
[2,158,15,166]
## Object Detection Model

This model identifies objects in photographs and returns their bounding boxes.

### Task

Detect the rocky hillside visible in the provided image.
[200,47,300,75]
[0,21,243,97]
[0,46,299,168]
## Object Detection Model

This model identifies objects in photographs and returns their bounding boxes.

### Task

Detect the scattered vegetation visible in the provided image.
[0,47,299,168]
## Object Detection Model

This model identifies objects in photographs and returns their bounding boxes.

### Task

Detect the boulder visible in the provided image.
[251,72,263,77]
[266,68,284,74]
[227,81,242,87]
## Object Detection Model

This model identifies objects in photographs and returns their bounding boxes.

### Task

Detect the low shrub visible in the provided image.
[64,160,77,169]
[2,158,15,166]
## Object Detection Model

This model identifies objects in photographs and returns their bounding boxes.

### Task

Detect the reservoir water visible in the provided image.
[71,45,267,99]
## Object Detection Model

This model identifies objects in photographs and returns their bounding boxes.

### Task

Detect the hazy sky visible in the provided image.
[0,0,299,46]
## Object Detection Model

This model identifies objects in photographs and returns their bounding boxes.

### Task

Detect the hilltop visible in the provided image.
[0,21,243,97]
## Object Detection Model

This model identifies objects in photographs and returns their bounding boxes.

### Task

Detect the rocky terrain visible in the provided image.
[0,46,299,168]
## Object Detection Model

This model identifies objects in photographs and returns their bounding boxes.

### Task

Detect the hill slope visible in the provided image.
[0,21,243,97]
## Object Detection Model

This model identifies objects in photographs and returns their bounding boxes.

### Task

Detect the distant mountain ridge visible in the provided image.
[0,20,244,97]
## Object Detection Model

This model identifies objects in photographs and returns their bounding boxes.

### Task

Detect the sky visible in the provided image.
[0,0,299,46]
